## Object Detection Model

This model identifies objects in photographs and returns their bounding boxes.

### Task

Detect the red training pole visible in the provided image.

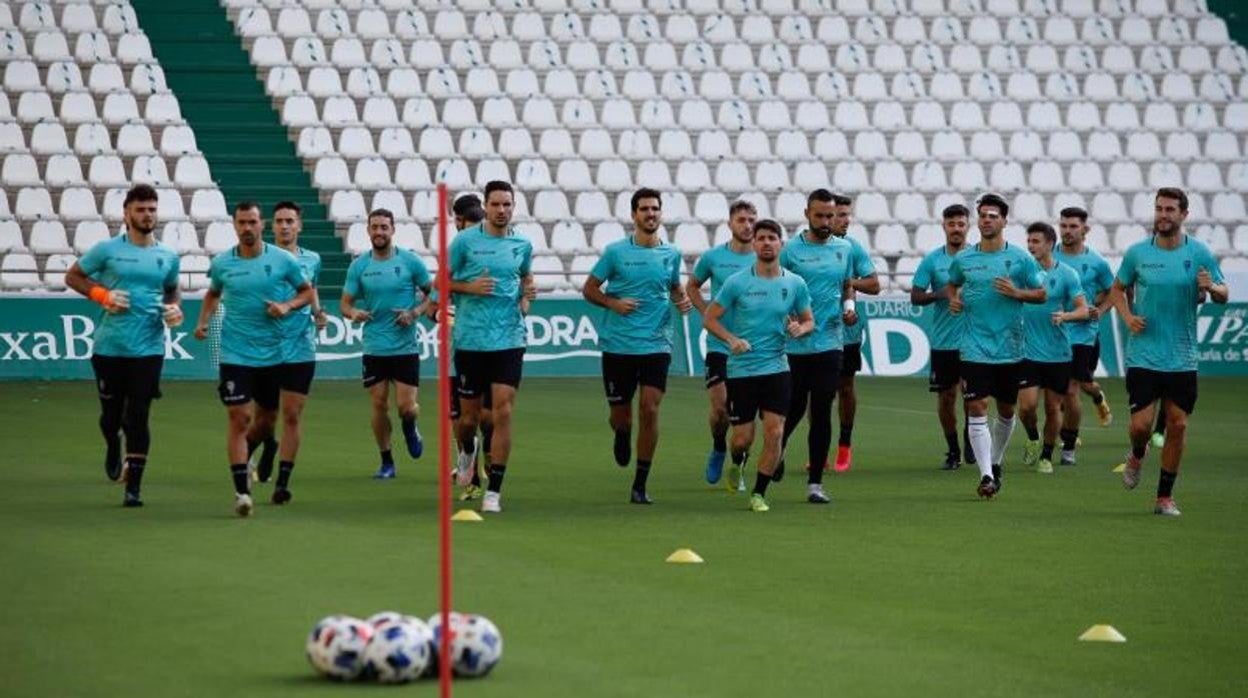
[436,182,453,698]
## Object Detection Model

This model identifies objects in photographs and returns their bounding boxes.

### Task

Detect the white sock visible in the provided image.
[991,415,1015,467]
[967,415,993,479]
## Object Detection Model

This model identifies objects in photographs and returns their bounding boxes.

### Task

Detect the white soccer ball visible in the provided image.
[362,618,434,683]
[428,612,503,679]
[305,615,373,681]
[365,611,407,630]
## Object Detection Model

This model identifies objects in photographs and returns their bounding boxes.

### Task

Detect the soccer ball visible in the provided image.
[365,610,408,630]
[428,612,503,679]
[305,615,373,681]
[362,618,434,684]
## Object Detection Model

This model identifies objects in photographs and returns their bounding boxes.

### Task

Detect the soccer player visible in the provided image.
[1111,187,1228,516]
[829,193,881,472]
[776,190,859,504]
[910,204,972,470]
[340,208,433,479]
[1017,223,1088,474]
[193,202,314,516]
[583,188,693,504]
[242,201,327,486]
[446,194,491,501]
[947,194,1047,499]
[1052,206,1115,465]
[64,184,180,508]
[449,181,535,514]
[703,219,814,513]
[686,200,757,488]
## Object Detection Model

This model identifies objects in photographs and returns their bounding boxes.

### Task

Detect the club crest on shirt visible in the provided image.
[1048,277,1056,289]
[394,266,402,276]
[781,288,789,300]
[1005,260,1013,270]
[1183,259,1192,270]
[157,258,164,269]
[264,264,272,276]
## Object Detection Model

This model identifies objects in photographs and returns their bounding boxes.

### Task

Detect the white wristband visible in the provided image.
[843,299,856,312]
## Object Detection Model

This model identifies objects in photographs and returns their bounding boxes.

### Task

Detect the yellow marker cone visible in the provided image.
[1112,464,1126,473]
[665,548,704,564]
[1078,624,1126,643]
[451,510,483,522]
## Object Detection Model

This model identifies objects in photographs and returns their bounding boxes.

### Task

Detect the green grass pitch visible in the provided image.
[1,377,1246,697]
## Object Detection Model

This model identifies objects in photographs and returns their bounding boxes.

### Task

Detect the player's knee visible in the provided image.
[228,409,251,432]
[730,432,751,453]
[639,401,660,423]
[1166,413,1188,435]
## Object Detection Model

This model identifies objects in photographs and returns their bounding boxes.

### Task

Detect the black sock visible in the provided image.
[731,450,747,466]
[482,424,494,455]
[633,459,651,492]
[125,456,146,494]
[1153,409,1166,435]
[230,464,250,495]
[944,430,960,456]
[992,464,1002,482]
[401,416,416,434]
[380,449,394,466]
[1132,442,1147,459]
[1024,422,1040,441]
[808,460,824,485]
[276,460,294,489]
[1041,443,1055,461]
[712,431,727,453]
[247,438,260,459]
[1092,391,1104,405]
[752,471,772,496]
[1157,470,1177,498]
[838,423,853,447]
[470,466,481,487]
[487,463,506,493]
[1060,429,1078,451]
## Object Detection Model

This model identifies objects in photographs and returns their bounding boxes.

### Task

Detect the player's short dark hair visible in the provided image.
[1156,187,1188,212]
[484,180,513,201]
[1059,206,1088,222]
[273,200,301,217]
[806,189,835,206]
[753,219,783,238]
[233,200,262,216]
[453,194,484,223]
[830,193,852,207]
[630,187,662,212]
[368,208,395,226]
[977,193,1010,218]
[728,200,757,217]
[123,184,158,207]
[942,204,969,219]
[1027,222,1057,245]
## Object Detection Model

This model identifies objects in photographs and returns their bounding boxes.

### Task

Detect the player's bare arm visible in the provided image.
[582,275,636,315]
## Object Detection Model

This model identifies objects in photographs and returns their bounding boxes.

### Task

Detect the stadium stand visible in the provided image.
[1,1,1246,295]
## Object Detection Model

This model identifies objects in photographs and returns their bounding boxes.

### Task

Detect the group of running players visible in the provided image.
[66,181,1229,517]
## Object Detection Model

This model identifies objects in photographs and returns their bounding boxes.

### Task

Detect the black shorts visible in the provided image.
[961,361,1022,405]
[1019,359,1072,394]
[217,362,312,410]
[840,342,862,378]
[449,377,493,419]
[788,350,843,395]
[1070,341,1100,383]
[704,351,728,389]
[362,353,419,388]
[454,348,526,399]
[727,372,792,425]
[602,352,671,405]
[928,349,960,392]
[1126,368,1198,415]
[91,354,163,402]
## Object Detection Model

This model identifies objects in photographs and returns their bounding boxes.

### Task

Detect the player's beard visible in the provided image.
[239,232,257,246]
[1154,222,1178,238]
[371,236,391,251]
[127,216,156,236]
[809,225,833,241]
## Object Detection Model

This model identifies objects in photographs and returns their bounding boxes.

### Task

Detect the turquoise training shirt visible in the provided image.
[1116,235,1226,372]
[208,243,307,367]
[590,236,683,355]
[713,267,812,378]
[948,242,1044,365]
[779,231,856,354]
[78,233,180,358]
[343,247,432,357]
[692,242,756,356]
[911,245,965,352]
[839,234,876,346]
[448,224,533,352]
[279,246,322,363]
[1023,260,1084,363]
[1053,245,1113,347]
